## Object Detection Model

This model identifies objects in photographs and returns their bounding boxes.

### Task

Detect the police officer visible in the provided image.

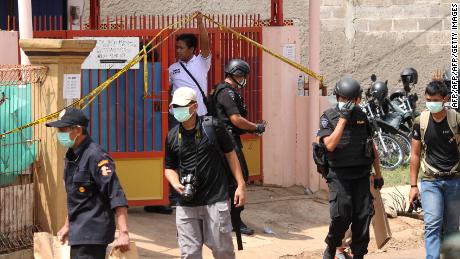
[46,108,130,259]
[317,77,384,259]
[211,59,265,236]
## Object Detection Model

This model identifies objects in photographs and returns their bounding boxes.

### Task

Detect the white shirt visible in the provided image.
[169,54,212,116]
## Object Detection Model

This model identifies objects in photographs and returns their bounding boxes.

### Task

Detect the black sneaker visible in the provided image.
[143,206,173,214]
[239,222,255,236]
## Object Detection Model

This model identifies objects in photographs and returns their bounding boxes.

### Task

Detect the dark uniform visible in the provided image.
[317,106,375,257]
[214,82,250,181]
[47,108,128,258]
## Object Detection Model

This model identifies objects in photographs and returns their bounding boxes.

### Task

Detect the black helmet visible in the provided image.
[225,59,250,77]
[443,70,451,82]
[334,77,362,99]
[370,80,388,102]
[400,67,418,90]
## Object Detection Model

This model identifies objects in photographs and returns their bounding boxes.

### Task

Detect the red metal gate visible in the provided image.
[8,14,263,205]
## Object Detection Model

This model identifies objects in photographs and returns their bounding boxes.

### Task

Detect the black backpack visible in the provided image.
[201,116,244,250]
[201,116,237,188]
[207,83,231,117]
[311,109,339,178]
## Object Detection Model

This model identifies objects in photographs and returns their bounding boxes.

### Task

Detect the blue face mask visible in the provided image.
[173,107,193,122]
[426,101,444,113]
[57,132,76,148]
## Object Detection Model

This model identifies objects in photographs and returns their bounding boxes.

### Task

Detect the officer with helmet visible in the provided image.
[317,77,384,259]
[400,67,419,110]
[210,59,266,236]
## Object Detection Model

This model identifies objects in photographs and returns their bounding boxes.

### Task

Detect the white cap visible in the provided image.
[170,87,197,106]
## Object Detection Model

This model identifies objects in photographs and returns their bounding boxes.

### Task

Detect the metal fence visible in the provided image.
[0,65,47,254]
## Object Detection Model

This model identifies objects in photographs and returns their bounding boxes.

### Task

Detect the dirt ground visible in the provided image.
[123,186,425,259]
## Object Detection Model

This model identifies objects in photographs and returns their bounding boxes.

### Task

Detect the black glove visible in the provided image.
[338,101,354,120]
[254,123,265,134]
[374,177,384,189]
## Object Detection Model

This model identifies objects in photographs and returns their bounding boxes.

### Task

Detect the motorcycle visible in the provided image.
[360,99,405,170]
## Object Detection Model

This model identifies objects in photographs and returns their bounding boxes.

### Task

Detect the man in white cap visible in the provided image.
[164,87,246,258]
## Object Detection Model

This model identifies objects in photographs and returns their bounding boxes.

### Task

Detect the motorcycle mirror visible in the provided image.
[371,74,377,82]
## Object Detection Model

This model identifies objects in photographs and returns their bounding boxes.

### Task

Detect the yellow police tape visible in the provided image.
[203,14,324,83]
[0,13,324,138]
[0,14,194,138]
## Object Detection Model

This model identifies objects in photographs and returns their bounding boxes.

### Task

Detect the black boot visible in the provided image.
[323,246,336,259]
[237,221,254,236]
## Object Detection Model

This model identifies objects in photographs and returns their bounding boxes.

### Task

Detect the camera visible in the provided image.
[180,173,197,202]
[407,198,423,214]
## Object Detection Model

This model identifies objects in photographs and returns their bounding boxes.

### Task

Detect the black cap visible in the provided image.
[334,77,362,99]
[46,107,89,128]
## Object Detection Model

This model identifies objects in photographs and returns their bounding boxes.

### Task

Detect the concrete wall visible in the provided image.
[320,0,450,99]
[262,26,301,187]
[83,0,450,95]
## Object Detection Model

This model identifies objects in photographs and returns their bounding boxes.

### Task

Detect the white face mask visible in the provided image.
[237,78,247,88]
[338,101,355,110]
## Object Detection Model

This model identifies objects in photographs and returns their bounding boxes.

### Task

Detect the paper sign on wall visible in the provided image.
[283,43,296,61]
[63,74,81,100]
[76,37,140,69]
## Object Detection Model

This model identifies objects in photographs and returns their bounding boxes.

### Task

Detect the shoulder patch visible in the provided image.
[227,89,236,99]
[98,159,109,167]
[321,117,329,128]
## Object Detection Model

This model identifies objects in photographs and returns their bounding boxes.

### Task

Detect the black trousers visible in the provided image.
[70,245,107,259]
[226,133,250,230]
[231,134,249,182]
[325,175,374,256]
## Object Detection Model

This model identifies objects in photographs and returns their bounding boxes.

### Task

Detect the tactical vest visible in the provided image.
[212,83,248,136]
[419,108,460,177]
[324,108,374,168]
